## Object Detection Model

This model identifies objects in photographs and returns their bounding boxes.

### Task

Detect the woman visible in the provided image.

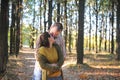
[36,32,64,80]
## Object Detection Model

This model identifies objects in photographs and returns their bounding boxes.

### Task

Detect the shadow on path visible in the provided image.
[6,48,120,80]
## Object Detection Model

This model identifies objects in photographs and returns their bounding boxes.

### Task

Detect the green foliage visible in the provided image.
[21,24,37,46]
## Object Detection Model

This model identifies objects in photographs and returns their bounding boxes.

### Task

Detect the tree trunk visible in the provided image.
[30,0,35,49]
[57,0,60,22]
[33,0,35,29]
[108,24,111,52]
[44,0,47,32]
[68,11,72,53]
[111,0,114,54]
[99,14,104,52]
[10,0,22,56]
[0,0,9,73]
[15,0,22,56]
[68,31,72,53]
[95,0,98,53]
[64,0,67,49]
[104,14,107,51]
[39,0,42,32]
[20,0,23,49]
[93,33,95,50]
[116,0,120,60]
[10,2,16,55]
[48,0,52,29]
[89,2,91,51]
[77,0,85,64]
[99,30,102,51]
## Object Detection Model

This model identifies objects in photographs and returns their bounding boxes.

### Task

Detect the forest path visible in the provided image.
[6,48,120,80]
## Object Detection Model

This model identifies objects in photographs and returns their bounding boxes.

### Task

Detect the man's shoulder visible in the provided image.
[57,34,63,39]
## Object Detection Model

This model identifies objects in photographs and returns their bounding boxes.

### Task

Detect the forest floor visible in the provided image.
[5,48,120,80]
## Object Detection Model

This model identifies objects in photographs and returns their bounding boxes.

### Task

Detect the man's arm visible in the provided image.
[58,35,66,58]
[54,43,64,67]
[37,52,60,72]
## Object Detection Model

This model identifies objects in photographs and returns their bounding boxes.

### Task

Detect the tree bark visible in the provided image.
[68,9,72,53]
[10,2,16,55]
[89,2,91,51]
[111,0,114,54]
[15,0,22,56]
[43,0,47,32]
[48,0,52,29]
[64,0,67,49]
[95,0,98,53]
[77,0,85,64]
[0,0,9,73]
[39,0,42,32]
[116,0,120,60]
[57,0,60,22]
[104,14,108,51]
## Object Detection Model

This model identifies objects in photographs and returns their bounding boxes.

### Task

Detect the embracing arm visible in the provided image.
[54,43,64,67]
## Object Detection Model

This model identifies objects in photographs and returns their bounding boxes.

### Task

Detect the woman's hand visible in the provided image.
[51,63,57,66]
[48,36,55,48]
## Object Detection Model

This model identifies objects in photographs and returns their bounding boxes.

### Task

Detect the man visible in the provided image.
[32,22,66,80]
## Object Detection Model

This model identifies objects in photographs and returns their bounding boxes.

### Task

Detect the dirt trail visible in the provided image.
[6,48,120,80]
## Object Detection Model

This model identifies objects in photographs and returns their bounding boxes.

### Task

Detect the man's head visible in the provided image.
[49,22,63,37]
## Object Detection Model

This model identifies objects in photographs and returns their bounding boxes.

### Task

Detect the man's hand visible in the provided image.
[48,36,55,46]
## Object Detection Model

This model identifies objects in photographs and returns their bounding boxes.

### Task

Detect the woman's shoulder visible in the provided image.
[38,47,46,55]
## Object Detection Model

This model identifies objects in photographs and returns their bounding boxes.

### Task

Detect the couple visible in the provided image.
[32,22,66,80]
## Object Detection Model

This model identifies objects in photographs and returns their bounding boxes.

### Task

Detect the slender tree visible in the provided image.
[88,2,92,51]
[99,13,104,52]
[57,0,60,22]
[0,0,9,73]
[108,0,111,53]
[15,0,23,56]
[39,0,43,32]
[95,0,99,53]
[29,0,36,49]
[48,0,52,29]
[77,0,85,64]
[64,0,67,48]
[111,0,115,54]
[10,1,16,55]
[108,22,111,52]
[20,0,23,49]
[104,0,110,51]
[33,0,36,28]
[116,0,120,60]
[104,13,108,51]
[43,0,47,32]
[68,5,73,53]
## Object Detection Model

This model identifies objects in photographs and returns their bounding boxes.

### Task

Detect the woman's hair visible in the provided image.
[40,32,50,47]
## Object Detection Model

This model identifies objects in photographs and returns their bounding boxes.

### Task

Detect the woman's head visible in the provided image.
[40,32,55,47]
[40,32,50,47]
